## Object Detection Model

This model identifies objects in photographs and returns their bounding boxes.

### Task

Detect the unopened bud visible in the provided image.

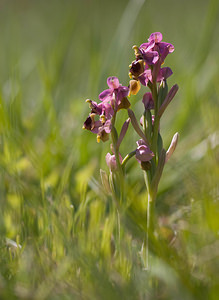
[158,80,168,106]
[165,132,179,162]
[128,109,149,146]
[142,92,154,110]
[117,118,130,149]
[105,153,122,172]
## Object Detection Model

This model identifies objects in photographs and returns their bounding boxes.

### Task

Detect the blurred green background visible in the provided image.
[0,0,219,299]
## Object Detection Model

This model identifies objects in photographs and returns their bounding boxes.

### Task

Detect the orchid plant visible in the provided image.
[83,32,179,269]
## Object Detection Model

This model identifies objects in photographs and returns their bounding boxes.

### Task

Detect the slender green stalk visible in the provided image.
[151,115,160,156]
[121,150,136,169]
[146,191,155,268]
[110,113,126,205]
[111,114,124,177]
[142,81,160,270]
[143,170,156,270]
[109,172,120,209]
[117,209,121,265]
[110,113,125,263]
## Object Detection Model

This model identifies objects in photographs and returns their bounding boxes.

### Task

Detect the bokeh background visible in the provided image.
[0,0,219,299]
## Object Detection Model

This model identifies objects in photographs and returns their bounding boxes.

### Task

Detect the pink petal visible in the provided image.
[99,89,112,101]
[107,77,120,89]
[148,32,163,43]
[103,120,112,133]
[140,41,155,52]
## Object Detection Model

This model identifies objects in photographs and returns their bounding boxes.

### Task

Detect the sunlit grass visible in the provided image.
[0,0,219,299]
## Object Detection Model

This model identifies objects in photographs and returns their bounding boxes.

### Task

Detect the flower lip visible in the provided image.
[129,80,141,96]
[130,60,145,78]
[83,115,93,131]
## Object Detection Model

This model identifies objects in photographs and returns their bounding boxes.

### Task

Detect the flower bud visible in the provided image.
[116,118,130,149]
[165,132,179,162]
[128,109,149,146]
[142,92,154,110]
[105,153,122,172]
[135,140,154,162]
[158,80,168,106]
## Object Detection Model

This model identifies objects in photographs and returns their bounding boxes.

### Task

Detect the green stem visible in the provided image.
[146,193,155,269]
[143,171,156,270]
[110,114,125,204]
[151,115,160,158]
[121,150,136,169]
[109,172,120,209]
[117,209,121,265]
[142,112,150,143]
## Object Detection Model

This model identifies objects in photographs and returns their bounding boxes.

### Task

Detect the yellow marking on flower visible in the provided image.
[97,135,101,143]
[100,114,106,124]
[132,45,140,56]
[154,33,159,43]
[129,80,141,96]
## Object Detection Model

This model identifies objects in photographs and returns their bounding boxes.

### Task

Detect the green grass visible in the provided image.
[0,0,219,299]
